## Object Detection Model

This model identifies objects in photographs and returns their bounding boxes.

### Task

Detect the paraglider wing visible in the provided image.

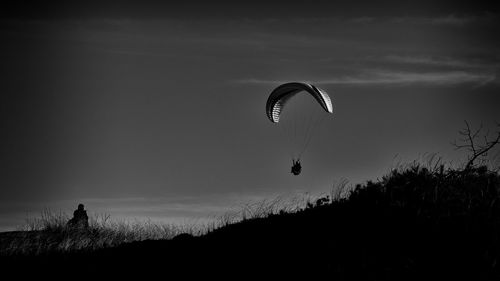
[266,82,333,123]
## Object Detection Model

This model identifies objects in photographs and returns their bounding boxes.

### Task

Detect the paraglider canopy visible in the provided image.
[266,82,333,123]
[265,82,334,175]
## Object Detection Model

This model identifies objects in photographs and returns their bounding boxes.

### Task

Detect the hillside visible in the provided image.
[2,163,500,280]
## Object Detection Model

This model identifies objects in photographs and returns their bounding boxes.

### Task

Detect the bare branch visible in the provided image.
[471,122,483,140]
[464,120,477,155]
[453,120,500,171]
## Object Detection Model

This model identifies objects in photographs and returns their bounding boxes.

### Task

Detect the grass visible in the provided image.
[2,156,500,279]
[1,192,329,256]
[0,210,203,255]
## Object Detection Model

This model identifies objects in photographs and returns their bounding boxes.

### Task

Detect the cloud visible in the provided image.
[237,70,497,86]
[348,17,376,23]
[392,15,478,26]
[383,55,498,69]
[348,70,496,85]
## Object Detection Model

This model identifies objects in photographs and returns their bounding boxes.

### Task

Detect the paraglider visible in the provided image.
[291,159,302,175]
[266,82,333,175]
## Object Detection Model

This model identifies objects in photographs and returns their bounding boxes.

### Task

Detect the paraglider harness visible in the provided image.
[291,159,302,175]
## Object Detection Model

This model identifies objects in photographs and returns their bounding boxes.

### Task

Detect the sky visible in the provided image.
[1,1,500,231]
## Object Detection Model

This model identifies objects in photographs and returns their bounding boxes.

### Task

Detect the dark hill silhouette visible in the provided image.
[2,164,500,280]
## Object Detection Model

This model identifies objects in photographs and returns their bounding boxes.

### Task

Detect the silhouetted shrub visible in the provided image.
[3,161,500,279]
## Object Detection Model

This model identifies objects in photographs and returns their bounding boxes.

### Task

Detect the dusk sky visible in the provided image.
[1,1,499,231]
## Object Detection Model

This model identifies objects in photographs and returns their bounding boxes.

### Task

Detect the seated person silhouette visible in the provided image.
[291,159,302,176]
[67,203,89,229]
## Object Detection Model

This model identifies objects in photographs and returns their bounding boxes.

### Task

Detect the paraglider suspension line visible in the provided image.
[297,114,327,159]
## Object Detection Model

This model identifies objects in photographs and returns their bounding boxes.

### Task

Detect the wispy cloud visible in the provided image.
[383,55,499,69]
[349,70,496,85]
[392,15,478,26]
[348,17,376,24]
[237,70,497,86]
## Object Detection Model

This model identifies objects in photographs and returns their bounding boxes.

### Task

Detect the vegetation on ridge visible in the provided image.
[1,122,499,279]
